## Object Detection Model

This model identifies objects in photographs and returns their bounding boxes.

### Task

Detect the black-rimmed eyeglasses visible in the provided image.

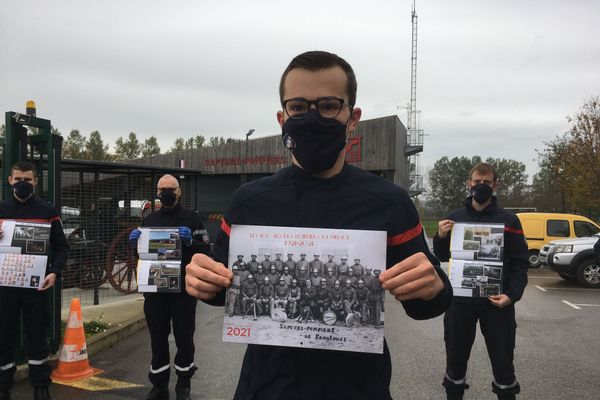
[282,97,352,120]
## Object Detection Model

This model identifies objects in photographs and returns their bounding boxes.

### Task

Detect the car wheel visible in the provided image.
[528,250,541,268]
[576,258,600,288]
[558,272,576,281]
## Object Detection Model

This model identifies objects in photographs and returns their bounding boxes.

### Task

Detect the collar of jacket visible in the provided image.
[160,202,181,215]
[464,195,498,214]
[10,193,36,205]
[289,162,348,189]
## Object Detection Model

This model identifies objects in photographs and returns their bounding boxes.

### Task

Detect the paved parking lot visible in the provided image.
[10,268,600,400]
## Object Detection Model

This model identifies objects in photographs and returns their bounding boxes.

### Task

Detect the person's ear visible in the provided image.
[346,107,362,137]
[277,111,285,129]
[32,177,39,187]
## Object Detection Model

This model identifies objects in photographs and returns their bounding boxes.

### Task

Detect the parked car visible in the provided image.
[516,212,600,268]
[540,234,600,288]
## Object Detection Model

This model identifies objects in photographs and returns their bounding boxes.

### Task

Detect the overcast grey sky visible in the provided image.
[1,0,599,181]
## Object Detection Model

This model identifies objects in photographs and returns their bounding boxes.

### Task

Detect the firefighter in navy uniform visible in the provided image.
[433,162,528,400]
[284,254,296,276]
[257,277,275,316]
[186,51,452,400]
[272,253,285,275]
[286,279,302,318]
[246,255,260,276]
[0,161,69,400]
[355,279,371,323]
[232,255,247,272]
[329,280,344,317]
[129,174,210,400]
[315,278,331,319]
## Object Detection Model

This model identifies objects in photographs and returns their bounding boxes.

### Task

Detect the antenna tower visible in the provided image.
[406,0,424,196]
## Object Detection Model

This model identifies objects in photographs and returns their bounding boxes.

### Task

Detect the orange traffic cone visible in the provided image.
[51,298,102,382]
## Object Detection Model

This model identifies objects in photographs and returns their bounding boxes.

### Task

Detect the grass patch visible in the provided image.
[422,219,439,238]
[60,313,111,339]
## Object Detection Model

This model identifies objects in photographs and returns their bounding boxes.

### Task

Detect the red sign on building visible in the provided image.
[345,136,361,163]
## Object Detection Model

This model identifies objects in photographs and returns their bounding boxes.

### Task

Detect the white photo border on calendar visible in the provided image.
[223,224,387,354]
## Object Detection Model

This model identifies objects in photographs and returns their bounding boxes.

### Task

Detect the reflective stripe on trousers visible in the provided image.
[493,379,519,390]
[174,362,194,372]
[150,364,170,374]
[445,373,466,385]
[28,358,49,366]
[0,363,15,371]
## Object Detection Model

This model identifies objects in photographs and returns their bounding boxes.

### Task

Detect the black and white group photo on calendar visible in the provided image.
[461,225,504,261]
[223,224,387,354]
[457,262,503,296]
[447,222,505,298]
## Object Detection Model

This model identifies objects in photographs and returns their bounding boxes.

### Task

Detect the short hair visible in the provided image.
[11,161,37,177]
[469,162,498,183]
[279,51,357,106]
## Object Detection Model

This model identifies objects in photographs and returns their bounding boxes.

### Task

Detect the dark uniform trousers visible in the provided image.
[443,301,520,397]
[144,292,198,388]
[0,287,52,391]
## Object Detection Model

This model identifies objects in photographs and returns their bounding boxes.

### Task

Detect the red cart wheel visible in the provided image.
[105,227,138,294]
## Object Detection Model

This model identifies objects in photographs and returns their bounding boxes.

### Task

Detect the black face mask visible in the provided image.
[13,181,34,201]
[281,109,347,174]
[470,183,493,204]
[158,189,178,208]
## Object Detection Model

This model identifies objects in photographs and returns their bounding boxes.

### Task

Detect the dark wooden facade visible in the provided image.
[137,115,409,186]
[134,115,409,238]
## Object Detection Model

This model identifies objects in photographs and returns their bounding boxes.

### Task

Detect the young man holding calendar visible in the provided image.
[186,50,453,400]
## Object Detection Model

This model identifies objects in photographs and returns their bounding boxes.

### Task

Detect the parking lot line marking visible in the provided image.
[534,287,598,291]
[562,300,581,310]
[529,276,561,279]
[535,285,547,292]
[573,304,600,307]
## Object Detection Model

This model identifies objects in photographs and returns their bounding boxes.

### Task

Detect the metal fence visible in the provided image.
[58,160,205,308]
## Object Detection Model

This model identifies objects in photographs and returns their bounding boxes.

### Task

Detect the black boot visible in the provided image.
[175,386,190,400]
[33,387,51,400]
[498,396,516,400]
[446,391,464,400]
[145,386,169,400]
[175,377,190,400]
[0,390,10,400]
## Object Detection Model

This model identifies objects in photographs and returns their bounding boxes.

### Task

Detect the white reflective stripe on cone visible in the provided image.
[174,362,194,372]
[445,373,466,385]
[149,364,170,374]
[0,362,16,371]
[28,358,49,365]
[493,379,518,389]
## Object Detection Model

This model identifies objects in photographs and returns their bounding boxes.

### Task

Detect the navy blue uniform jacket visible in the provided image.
[0,196,69,275]
[432,197,528,304]
[207,164,453,400]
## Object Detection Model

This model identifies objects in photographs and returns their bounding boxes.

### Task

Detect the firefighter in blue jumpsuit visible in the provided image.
[185,51,452,399]
[0,161,69,400]
[130,174,209,400]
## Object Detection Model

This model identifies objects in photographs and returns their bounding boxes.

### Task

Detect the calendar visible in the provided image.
[0,220,50,289]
